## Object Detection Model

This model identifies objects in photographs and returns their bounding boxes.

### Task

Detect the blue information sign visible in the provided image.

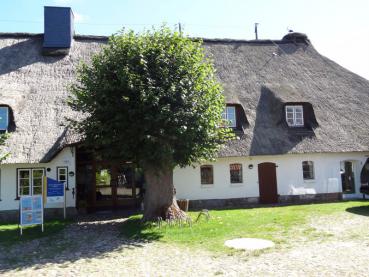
[47,178,65,203]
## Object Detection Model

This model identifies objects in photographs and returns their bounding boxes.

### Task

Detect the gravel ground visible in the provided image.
[1,211,369,276]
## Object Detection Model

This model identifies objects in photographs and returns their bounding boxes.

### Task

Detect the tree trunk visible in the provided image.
[142,165,187,221]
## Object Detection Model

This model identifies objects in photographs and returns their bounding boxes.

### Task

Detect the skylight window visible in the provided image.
[0,107,9,131]
[285,105,304,127]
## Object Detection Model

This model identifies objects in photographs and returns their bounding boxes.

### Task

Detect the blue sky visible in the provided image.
[1,0,368,79]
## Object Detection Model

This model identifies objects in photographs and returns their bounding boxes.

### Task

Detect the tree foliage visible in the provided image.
[69,27,232,170]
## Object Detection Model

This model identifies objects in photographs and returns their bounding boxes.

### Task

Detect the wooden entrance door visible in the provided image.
[341,161,356,194]
[258,162,278,204]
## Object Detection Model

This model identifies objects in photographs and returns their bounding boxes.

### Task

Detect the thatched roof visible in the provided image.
[0,33,106,163]
[205,37,369,157]
[0,32,368,163]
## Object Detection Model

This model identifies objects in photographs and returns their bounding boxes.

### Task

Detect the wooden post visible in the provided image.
[111,165,118,209]
[132,166,136,199]
[63,183,67,219]
[90,161,97,213]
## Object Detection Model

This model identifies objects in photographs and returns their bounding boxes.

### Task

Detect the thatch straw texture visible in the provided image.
[0,33,368,163]
[0,34,106,163]
[204,39,369,157]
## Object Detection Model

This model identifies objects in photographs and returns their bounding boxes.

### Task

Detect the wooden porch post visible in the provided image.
[89,160,97,213]
[111,165,118,209]
[132,166,136,199]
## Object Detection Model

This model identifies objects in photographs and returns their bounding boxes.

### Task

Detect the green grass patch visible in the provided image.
[121,201,369,252]
[0,219,72,247]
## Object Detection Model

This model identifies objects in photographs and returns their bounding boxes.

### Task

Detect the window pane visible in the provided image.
[286,112,294,118]
[201,166,213,184]
[287,118,294,126]
[227,106,235,115]
[302,161,314,180]
[20,179,30,196]
[59,168,67,175]
[295,106,303,113]
[286,107,293,113]
[295,118,304,125]
[295,112,303,118]
[228,113,236,127]
[230,164,242,183]
[19,170,30,179]
[226,106,236,127]
[20,186,30,196]
[33,186,42,195]
[33,178,42,187]
[286,105,304,127]
[33,169,44,178]
[58,168,68,182]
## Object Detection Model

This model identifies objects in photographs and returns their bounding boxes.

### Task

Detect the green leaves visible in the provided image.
[69,26,233,170]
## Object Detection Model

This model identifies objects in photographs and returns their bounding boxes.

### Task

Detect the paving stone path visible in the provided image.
[1,211,369,276]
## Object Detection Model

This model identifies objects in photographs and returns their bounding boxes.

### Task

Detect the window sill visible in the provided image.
[201,184,214,189]
[303,179,315,183]
[230,183,244,187]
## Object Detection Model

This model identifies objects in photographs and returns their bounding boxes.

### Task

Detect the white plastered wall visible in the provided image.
[0,147,76,211]
[174,152,369,200]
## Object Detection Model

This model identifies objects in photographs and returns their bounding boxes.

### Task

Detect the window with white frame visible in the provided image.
[302,161,314,180]
[17,168,45,197]
[222,106,236,128]
[57,167,68,185]
[285,105,304,127]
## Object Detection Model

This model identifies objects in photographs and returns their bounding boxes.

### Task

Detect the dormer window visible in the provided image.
[222,106,236,128]
[285,105,304,127]
[0,107,9,131]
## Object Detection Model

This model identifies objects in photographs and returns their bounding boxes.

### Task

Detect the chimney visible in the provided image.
[43,6,74,55]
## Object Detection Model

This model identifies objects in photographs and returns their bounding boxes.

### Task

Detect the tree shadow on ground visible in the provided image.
[121,217,163,241]
[0,213,161,273]
[346,204,369,217]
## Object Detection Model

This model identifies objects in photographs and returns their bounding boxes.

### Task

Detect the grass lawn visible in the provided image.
[0,220,71,247]
[121,201,369,252]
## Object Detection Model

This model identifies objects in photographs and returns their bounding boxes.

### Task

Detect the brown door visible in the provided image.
[258,162,278,204]
[341,161,356,194]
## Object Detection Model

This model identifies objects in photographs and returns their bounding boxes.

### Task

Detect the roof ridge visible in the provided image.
[0,32,306,45]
